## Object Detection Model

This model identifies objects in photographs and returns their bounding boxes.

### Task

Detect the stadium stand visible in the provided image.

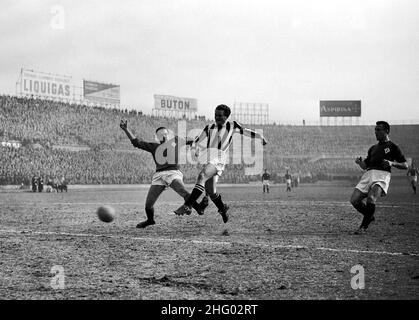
[1,94,418,185]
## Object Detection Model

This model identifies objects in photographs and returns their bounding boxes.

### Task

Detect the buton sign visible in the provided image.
[154,94,197,111]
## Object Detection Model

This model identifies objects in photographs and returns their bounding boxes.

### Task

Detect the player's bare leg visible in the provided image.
[137,185,165,228]
[205,175,229,223]
[174,164,217,215]
[170,179,208,215]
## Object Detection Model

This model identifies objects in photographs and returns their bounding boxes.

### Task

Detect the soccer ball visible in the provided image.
[97,205,115,223]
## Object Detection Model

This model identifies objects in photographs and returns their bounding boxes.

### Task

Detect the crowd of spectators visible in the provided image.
[0,95,208,149]
[1,94,418,185]
[0,146,155,185]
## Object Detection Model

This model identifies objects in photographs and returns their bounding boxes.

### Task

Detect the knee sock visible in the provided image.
[365,202,376,216]
[353,202,368,215]
[185,184,205,207]
[184,194,201,212]
[145,207,155,222]
[210,193,225,211]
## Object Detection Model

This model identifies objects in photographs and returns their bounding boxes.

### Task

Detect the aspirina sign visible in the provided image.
[320,100,361,117]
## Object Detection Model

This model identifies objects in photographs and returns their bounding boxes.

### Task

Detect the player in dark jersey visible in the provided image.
[407,162,418,194]
[173,104,267,222]
[120,119,208,228]
[284,170,292,192]
[262,169,270,193]
[350,121,408,233]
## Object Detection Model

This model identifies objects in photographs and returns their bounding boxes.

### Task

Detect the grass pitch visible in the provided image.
[1,182,418,299]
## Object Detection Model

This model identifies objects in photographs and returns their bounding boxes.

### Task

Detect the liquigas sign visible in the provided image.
[20,69,72,99]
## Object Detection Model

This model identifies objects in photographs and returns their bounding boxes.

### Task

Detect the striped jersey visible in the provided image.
[193,120,257,153]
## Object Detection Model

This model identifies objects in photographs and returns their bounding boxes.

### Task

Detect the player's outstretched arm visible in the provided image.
[120,119,136,141]
[238,124,267,145]
[120,119,154,152]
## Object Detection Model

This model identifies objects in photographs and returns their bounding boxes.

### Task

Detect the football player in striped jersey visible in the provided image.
[174,104,267,222]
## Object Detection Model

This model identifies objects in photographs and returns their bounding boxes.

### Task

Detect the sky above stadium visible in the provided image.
[0,0,418,124]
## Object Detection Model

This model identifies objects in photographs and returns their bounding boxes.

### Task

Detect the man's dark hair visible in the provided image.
[155,127,167,133]
[376,121,390,134]
[215,104,231,118]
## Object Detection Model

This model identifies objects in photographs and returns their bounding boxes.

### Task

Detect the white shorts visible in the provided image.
[151,170,183,187]
[286,179,292,186]
[198,148,226,176]
[206,158,225,176]
[355,169,391,196]
[263,180,270,186]
[409,176,418,183]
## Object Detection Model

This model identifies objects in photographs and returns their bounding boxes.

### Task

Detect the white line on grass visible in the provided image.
[0,228,417,257]
[8,200,413,209]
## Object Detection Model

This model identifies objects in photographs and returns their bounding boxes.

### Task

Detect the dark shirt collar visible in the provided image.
[378,139,390,145]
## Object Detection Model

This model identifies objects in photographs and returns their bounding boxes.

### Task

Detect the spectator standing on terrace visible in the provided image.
[350,121,408,234]
[59,176,68,192]
[45,176,54,192]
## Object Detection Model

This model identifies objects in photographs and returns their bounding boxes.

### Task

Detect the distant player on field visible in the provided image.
[262,169,270,193]
[350,121,408,233]
[173,104,267,222]
[285,170,292,192]
[407,162,418,194]
[120,119,208,228]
